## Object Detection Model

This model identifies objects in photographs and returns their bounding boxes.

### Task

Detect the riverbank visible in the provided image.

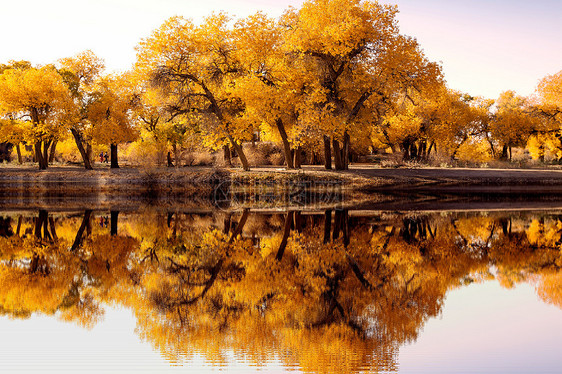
[0,165,372,211]
[3,164,562,194]
[3,164,562,211]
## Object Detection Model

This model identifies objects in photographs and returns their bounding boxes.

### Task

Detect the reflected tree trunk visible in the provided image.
[172,213,179,238]
[324,210,332,244]
[71,210,92,251]
[333,209,343,240]
[293,211,303,233]
[16,216,22,236]
[110,211,119,236]
[110,143,119,169]
[276,211,294,261]
[35,210,48,239]
[48,217,58,242]
[229,209,249,243]
[342,210,349,246]
[223,213,232,234]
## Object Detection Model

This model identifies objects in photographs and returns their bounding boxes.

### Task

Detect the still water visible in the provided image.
[1,207,562,373]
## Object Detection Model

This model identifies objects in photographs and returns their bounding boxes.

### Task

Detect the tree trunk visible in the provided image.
[30,109,46,169]
[293,146,301,169]
[70,129,93,170]
[228,136,249,171]
[409,143,417,161]
[48,140,57,163]
[173,143,180,167]
[323,135,332,170]
[485,135,495,158]
[500,145,508,161]
[223,145,232,167]
[333,138,343,170]
[42,139,51,169]
[110,143,119,168]
[419,140,427,160]
[276,118,294,169]
[16,144,22,164]
[402,140,411,161]
[33,141,43,170]
[309,151,317,165]
[452,136,469,160]
[35,141,47,170]
[86,142,92,164]
[167,151,174,167]
[427,141,435,158]
[342,131,350,170]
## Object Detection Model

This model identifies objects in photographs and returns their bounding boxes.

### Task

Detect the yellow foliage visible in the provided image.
[0,65,75,146]
[455,138,493,162]
[88,74,138,146]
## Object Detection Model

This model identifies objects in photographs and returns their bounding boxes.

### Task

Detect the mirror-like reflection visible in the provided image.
[1,208,562,373]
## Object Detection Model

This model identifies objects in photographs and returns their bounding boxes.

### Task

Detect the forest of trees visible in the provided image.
[0,0,561,170]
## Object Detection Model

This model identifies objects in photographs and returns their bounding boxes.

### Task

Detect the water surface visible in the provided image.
[1,207,562,373]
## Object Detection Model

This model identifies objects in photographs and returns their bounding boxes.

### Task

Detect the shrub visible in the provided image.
[183,151,215,166]
[244,142,285,167]
[268,152,285,166]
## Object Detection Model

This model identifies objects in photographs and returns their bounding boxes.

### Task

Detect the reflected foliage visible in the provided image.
[1,209,562,372]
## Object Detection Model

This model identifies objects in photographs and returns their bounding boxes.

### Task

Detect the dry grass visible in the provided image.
[244,143,285,167]
[268,151,285,166]
[183,151,215,166]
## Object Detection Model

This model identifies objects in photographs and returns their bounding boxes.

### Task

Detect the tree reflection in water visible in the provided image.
[1,209,562,372]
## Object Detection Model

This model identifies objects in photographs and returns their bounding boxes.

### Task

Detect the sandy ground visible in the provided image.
[3,163,562,189]
[250,164,562,192]
[345,164,562,182]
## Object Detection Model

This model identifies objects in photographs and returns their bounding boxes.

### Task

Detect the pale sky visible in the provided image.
[388,0,562,99]
[0,0,560,99]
